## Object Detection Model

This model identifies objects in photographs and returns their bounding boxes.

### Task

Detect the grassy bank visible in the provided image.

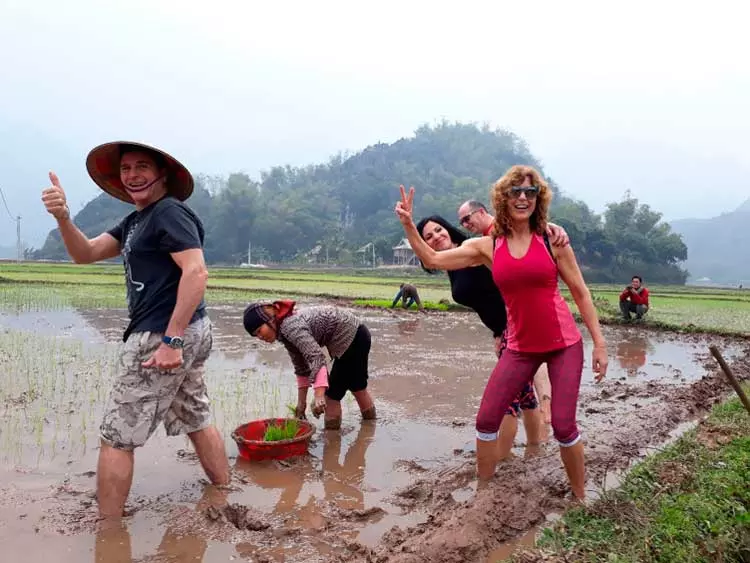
[506,388,750,563]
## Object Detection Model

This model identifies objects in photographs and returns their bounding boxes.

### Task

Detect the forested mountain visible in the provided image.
[670,199,750,284]
[34,122,688,283]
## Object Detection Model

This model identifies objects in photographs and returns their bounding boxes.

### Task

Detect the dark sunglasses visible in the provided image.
[508,186,539,199]
[459,209,480,225]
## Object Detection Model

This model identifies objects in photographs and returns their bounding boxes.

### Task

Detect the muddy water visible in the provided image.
[0,303,741,563]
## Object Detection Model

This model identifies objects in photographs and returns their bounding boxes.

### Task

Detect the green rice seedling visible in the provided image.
[351,298,454,311]
[263,418,299,442]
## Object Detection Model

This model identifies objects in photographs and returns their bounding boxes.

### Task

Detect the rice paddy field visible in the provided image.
[1,260,748,563]
[2,262,750,334]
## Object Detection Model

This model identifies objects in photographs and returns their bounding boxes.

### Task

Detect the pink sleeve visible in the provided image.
[296,376,310,389]
[312,366,329,389]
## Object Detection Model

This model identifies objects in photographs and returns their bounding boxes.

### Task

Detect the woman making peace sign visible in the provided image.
[394,166,608,501]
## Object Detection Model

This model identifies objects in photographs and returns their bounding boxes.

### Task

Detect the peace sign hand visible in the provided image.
[394,185,415,227]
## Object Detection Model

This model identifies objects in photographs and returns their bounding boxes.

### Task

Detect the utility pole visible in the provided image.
[372,242,375,269]
[16,215,21,263]
[248,240,252,265]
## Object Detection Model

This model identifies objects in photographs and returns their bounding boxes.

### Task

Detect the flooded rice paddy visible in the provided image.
[0,299,746,562]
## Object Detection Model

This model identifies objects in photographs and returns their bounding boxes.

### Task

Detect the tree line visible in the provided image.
[34,122,688,283]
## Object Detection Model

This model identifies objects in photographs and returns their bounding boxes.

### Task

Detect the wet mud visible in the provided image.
[0,302,747,562]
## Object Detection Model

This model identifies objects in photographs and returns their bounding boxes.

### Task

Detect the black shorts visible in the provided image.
[326,324,371,401]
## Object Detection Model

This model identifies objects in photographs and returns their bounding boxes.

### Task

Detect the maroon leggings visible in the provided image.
[476,340,584,446]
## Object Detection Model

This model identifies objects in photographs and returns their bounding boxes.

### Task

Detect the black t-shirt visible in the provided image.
[107,196,206,342]
[448,265,507,337]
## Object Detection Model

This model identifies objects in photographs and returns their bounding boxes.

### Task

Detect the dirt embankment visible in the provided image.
[333,343,750,563]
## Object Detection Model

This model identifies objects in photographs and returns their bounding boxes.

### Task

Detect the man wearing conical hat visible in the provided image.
[41,141,230,519]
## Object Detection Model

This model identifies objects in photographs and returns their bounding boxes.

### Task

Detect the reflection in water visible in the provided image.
[94,485,227,563]
[615,334,653,376]
[397,318,421,336]
[229,423,378,562]
[322,421,375,510]
[235,421,376,516]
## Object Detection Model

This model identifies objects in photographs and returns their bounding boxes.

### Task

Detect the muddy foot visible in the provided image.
[361,406,377,420]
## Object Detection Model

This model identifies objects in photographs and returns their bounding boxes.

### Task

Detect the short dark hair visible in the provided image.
[415,214,469,274]
[119,144,166,170]
[632,275,643,283]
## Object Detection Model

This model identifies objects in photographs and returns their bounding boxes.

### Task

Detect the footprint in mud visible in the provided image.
[205,503,271,531]
[395,459,428,473]
[392,482,433,508]
[335,506,386,522]
[176,449,200,462]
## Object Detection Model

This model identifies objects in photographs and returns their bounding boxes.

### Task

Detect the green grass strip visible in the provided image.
[506,387,750,563]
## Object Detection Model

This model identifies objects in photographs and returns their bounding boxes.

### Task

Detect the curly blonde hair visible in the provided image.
[491,165,552,236]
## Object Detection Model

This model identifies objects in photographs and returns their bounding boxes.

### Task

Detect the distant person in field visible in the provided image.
[391,282,425,312]
[620,275,650,320]
[457,198,561,423]
[40,141,229,520]
[243,301,376,430]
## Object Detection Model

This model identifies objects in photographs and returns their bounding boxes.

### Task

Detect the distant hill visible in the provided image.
[34,122,688,283]
[671,199,750,284]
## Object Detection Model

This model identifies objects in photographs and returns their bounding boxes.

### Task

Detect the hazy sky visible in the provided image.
[1,0,748,247]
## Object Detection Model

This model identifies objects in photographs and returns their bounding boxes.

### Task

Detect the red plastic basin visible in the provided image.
[231,418,315,461]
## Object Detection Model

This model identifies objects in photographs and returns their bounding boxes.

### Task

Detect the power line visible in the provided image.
[0,185,14,220]
[0,185,22,262]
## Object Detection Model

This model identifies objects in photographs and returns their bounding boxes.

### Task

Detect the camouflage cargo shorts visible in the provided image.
[100,315,214,450]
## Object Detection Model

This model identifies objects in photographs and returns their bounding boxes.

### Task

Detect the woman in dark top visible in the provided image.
[416,215,550,459]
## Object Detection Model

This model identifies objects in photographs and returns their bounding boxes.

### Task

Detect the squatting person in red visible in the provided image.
[619,275,650,320]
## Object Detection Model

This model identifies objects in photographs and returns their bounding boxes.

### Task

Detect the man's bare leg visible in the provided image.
[97,442,134,518]
[496,414,518,461]
[534,364,552,424]
[188,426,230,485]
[521,407,546,445]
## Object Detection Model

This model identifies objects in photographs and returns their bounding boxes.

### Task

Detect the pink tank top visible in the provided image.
[492,234,581,353]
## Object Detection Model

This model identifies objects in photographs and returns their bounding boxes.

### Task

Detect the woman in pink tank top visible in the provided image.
[394,165,608,501]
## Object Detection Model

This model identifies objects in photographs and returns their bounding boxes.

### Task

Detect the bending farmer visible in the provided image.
[243,301,376,430]
[391,282,424,312]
